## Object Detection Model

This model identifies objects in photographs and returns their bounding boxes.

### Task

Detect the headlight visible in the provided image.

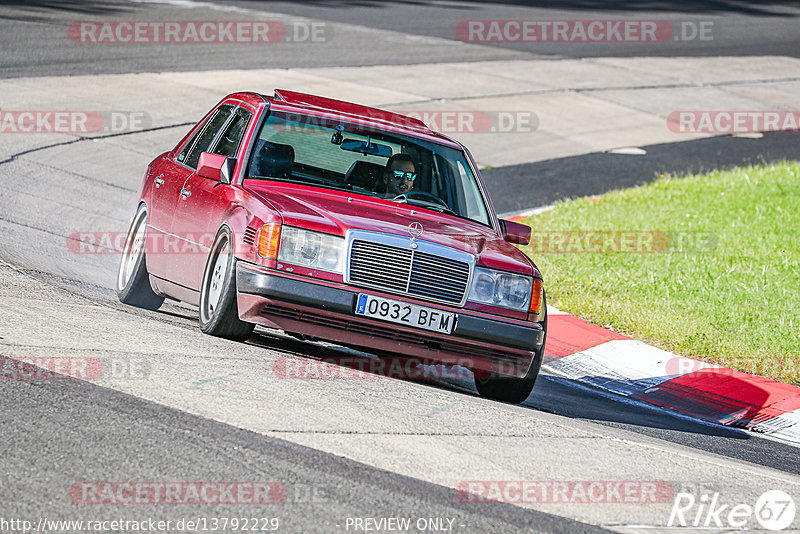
[277,226,345,274]
[467,267,532,311]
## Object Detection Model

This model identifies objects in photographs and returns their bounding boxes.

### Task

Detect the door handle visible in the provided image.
[180,187,191,198]
[154,175,164,186]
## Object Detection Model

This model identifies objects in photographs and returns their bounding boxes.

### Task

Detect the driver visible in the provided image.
[380,153,416,195]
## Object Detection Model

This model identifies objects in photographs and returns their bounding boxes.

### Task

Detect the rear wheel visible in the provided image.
[198,227,254,341]
[116,205,164,310]
[474,292,547,404]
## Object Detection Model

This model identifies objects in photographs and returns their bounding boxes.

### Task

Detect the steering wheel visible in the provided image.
[393,191,449,208]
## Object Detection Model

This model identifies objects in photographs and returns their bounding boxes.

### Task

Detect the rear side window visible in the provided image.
[179,104,234,169]
[211,107,251,158]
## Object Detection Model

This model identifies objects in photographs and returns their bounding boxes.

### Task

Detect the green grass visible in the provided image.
[519,161,800,384]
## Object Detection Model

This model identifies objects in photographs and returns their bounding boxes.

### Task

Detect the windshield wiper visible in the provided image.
[251,176,354,192]
[402,198,456,216]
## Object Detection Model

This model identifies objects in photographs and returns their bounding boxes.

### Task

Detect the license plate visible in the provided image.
[355,294,456,334]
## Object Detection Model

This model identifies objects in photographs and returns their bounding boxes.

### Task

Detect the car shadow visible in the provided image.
[524,373,752,439]
[245,327,747,437]
[246,328,800,474]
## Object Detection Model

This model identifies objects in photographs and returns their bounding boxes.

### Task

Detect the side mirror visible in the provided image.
[197,152,236,184]
[500,219,531,246]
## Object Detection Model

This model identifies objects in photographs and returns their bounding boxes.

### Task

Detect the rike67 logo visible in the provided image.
[669,490,796,531]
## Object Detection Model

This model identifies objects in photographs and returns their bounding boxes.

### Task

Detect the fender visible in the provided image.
[221,205,252,260]
[135,152,171,214]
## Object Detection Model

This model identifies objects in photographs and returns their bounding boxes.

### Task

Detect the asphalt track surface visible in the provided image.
[218,0,800,59]
[1,1,800,532]
[0,0,799,77]
[2,366,607,534]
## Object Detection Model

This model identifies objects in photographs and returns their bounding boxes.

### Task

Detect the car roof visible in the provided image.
[248,89,461,148]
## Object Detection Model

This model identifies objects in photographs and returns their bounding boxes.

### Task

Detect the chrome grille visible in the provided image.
[408,251,470,303]
[350,241,412,293]
[347,236,471,305]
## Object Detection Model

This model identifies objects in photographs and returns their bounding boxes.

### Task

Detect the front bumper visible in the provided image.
[236,263,545,378]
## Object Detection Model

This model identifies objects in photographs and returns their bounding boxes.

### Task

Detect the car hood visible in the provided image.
[243,181,535,275]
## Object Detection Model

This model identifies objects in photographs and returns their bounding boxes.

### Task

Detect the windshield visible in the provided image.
[246,110,492,226]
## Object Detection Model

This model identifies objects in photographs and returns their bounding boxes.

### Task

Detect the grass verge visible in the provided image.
[519,161,800,384]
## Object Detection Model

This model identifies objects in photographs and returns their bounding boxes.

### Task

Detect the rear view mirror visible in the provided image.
[340,139,392,158]
[501,219,531,246]
[197,152,236,184]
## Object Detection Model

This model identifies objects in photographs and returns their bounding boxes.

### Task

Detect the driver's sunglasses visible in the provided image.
[392,170,417,181]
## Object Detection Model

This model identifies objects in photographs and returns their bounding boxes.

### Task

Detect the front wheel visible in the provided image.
[474,293,547,404]
[198,227,254,341]
[116,205,165,311]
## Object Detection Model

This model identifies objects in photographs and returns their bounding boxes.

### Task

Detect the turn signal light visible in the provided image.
[529,278,543,319]
[258,223,281,259]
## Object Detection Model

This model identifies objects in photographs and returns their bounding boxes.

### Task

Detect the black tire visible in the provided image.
[198,227,254,341]
[475,292,547,404]
[116,205,165,311]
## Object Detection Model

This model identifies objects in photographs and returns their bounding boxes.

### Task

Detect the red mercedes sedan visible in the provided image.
[117,90,546,403]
